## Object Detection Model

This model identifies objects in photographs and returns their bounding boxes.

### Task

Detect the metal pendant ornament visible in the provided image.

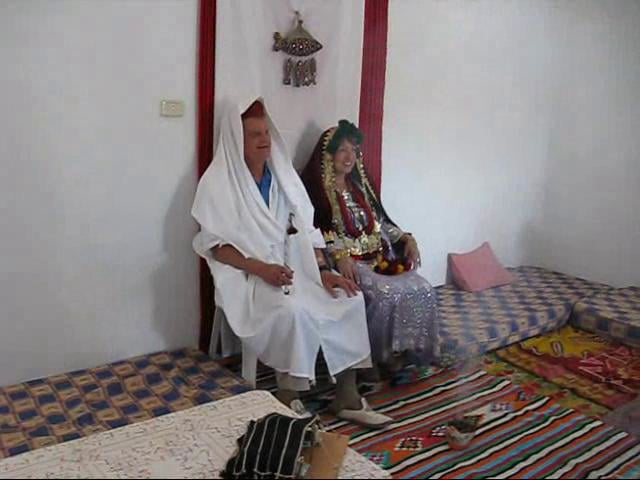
[273,11,322,87]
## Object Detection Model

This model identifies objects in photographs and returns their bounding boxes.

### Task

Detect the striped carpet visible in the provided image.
[248,365,640,479]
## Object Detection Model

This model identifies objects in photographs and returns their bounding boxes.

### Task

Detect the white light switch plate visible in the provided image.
[160,100,185,117]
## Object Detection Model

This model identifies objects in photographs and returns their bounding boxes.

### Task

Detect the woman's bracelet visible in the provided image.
[332,249,351,261]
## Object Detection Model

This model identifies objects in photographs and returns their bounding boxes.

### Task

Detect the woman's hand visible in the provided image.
[321,270,360,298]
[336,256,360,284]
[403,235,421,268]
[253,262,294,287]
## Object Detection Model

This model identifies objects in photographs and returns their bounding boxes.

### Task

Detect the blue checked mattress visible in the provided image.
[435,266,612,363]
[0,348,250,459]
[571,286,640,348]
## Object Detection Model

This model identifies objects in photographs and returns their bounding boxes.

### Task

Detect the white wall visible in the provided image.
[383,0,640,287]
[215,0,364,170]
[383,0,552,285]
[0,0,200,386]
[526,1,640,287]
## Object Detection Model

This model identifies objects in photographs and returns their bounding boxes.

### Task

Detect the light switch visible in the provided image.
[160,100,185,117]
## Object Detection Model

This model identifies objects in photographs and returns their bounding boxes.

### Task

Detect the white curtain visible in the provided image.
[215,0,365,170]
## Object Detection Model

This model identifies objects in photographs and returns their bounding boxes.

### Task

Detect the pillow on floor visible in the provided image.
[448,242,514,292]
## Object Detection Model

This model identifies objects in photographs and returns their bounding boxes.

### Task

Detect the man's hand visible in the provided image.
[321,270,360,298]
[211,246,294,287]
[336,256,360,284]
[403,236,421,268]
[253,262,294,287]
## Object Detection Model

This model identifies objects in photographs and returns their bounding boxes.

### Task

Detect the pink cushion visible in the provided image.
[448,242,514,292]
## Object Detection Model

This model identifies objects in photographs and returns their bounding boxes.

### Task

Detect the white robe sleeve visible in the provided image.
[192,229,221,261]
[308,227,326,249]
[193,227,256,263]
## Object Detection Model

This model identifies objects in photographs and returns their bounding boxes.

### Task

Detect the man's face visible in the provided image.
[242,116,271,166]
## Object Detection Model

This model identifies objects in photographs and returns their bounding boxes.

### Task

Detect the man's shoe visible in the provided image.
[289,399,313,418]
[335,398,393,429]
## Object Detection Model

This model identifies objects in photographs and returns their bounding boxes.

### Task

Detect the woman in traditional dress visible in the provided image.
[301,120,439,374]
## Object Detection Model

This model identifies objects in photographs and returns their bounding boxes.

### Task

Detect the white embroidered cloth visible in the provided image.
[0,390,389,479]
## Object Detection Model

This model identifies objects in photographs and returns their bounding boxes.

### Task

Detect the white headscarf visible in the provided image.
[191,96,322,279]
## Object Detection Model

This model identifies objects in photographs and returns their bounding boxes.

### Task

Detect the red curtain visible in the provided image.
[358,0,389,194]
[197,0,216,352]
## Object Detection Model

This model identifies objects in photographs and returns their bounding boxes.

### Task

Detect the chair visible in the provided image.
[210,308,258,388]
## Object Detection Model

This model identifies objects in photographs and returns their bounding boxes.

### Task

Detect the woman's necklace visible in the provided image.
[334,177,349,194]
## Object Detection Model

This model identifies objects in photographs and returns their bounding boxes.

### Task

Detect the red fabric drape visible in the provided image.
[197,0,216,352]
[358,0,389,194]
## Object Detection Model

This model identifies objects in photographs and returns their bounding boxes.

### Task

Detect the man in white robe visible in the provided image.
[192,98,392,428]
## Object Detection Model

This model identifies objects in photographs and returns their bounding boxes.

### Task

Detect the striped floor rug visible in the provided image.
[248,365,640,479]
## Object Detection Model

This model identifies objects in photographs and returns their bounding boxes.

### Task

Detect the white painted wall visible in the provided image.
[526,1,640,287]
[215,0,364,170]
[383,0,640,287]
[0,0,200,386]
[383,0,552,285]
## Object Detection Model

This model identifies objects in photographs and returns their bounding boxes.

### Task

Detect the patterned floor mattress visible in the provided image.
[571,286,640,348]
[0,348,250,459]
[436,266,612,363]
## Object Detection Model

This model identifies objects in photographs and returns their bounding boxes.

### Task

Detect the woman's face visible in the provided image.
[332,139,357,177]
